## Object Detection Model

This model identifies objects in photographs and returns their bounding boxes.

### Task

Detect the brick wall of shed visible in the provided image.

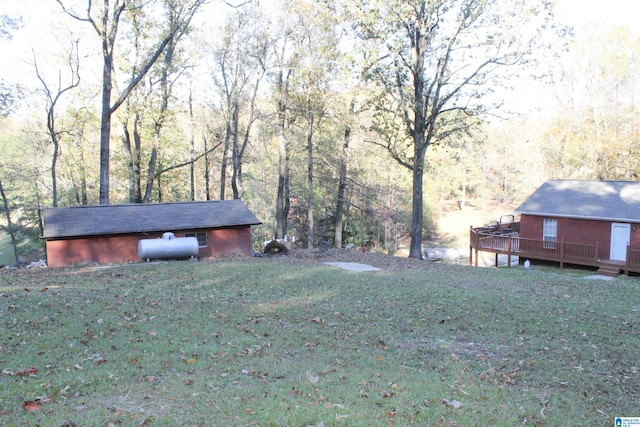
[195,227,253,257]
[520,214,640,260]
[46,235,142,267]
[45,226,253,267]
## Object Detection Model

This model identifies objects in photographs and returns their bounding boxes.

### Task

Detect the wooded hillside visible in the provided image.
[1,0,639,261]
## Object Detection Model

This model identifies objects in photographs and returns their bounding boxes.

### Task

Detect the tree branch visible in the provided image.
[150,139,224,181]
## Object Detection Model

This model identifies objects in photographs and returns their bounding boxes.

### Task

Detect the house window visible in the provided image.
[185,232,208,247]
[543,219,558,249]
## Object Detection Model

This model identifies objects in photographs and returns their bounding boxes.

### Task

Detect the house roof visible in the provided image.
[42,199,262,239]
[515,179,640,223]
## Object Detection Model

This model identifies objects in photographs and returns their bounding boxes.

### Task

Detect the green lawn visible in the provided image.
[0,257,637,426]
[0,232,16,266]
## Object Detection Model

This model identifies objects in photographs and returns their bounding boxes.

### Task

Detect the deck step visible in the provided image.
[597,263,621,277]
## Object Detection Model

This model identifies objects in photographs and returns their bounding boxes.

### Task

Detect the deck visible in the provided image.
[469,225,640,276]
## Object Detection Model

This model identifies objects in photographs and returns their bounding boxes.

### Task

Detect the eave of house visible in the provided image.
[517,211,640,224]
[42,199,262,240]
[514,179,640,224]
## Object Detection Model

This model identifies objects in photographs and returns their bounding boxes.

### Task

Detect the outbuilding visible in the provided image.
[470,179,640,275]
[42,199,262,267]
[516,179,640,263]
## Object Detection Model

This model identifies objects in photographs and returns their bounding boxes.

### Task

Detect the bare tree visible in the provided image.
[33,41,80,207]
[56,0,206,204]
[350,0,555,258]
[210,6,268,200]
[335,99,357,249]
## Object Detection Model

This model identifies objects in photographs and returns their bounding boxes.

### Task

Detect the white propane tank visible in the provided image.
[138,232,199,261]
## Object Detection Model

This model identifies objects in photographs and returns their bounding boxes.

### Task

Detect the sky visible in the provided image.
[555,0,640,27]
[2,0,637,65]
[1,0,638,112]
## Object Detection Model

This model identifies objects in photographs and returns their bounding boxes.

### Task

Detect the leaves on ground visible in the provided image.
[22,401,40,412]
[442,398,463,409]
[0,254,637,425]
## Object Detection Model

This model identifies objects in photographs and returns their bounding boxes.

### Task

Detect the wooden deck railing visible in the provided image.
[470,226,640,275]
[625,248,640,275]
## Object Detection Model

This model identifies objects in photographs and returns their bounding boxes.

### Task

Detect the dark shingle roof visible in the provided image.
[515,179,640,222]
[42,199,262,239]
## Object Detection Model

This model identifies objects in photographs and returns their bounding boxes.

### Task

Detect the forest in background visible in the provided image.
[1,0,639,263]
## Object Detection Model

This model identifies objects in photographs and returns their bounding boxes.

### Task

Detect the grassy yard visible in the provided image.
[0,232,16,266]
[0,256,638,426]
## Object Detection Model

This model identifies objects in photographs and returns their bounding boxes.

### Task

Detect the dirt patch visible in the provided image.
[427,203,517,248]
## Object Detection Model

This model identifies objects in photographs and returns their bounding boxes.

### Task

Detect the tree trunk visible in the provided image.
[275,128,290,240]
[307,107,314,249]
[409,139,427,259]
[99,47,113,205]
[275,67,291,240]
[143,34,175,204]
[335,101,354,249]
[0,180,20,266]
[122,121,135,203]
[122,114,143,203]
[189,86,196,201]
[231,99,241,199]
[461,162,467,211]
[203,135,211,200]
[220,123,230,200]
[50,126,59,208]
[143,142,159,203]
[77,141,88,205]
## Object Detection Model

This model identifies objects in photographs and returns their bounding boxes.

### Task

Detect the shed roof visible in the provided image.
[515,179,640,222]
[42,199,262,239]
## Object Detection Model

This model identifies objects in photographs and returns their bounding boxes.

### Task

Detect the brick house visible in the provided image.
[516,179,640,263]
[42,199,261,267]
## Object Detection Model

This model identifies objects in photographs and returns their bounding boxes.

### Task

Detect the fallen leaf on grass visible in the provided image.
[442,398,463,408]
[93,356,108,366]
[107,405,129,416]
[288,387,303,396]
[16,367,38,376]
[311,317,326,325]
[306,371,319,384]
[22,401,40,412]
[536,391,547,404]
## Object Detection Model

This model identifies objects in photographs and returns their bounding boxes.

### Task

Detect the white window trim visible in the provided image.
[543,219,558,249]
[185,232,208,248]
